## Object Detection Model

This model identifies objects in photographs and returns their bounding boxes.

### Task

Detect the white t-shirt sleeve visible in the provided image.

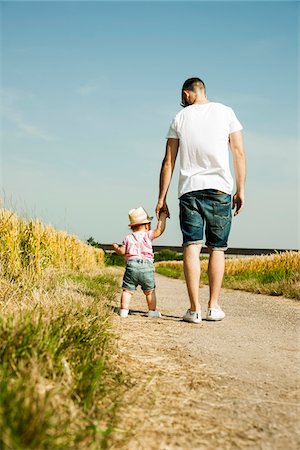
[166,117,179,139]
[228,108,243,133]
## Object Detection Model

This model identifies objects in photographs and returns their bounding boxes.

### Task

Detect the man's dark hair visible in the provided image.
[181,77,206,107]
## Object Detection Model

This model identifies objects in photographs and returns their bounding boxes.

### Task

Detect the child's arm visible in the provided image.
[112,243,126,256]
[152,211,168,239]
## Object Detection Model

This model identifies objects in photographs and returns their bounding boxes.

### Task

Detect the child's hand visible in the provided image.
[156,201,170,219]
[162,203,170,218]
[112,243,126,256]
[152,209,168,238]
[159,210,169,219]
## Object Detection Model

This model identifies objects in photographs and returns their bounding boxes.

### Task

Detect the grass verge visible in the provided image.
[156,251,300,300]
[0,268,124,450]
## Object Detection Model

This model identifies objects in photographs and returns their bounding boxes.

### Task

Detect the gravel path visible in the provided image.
[111,270,300,450]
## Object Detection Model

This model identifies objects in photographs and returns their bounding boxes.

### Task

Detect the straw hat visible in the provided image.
[128,207,153,227]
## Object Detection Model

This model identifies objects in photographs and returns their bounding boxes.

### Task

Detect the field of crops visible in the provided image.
[0,209,125,449]
[156,251,300,299]
[0,209,104,280]
[1,207,298,448]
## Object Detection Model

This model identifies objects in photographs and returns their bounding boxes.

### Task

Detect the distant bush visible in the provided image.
[104,252,125,267]
[86,237,125,267]
[154,249,183,262]
[86,236,103,249]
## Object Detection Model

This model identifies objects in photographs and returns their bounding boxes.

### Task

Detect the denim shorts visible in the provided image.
[179,189,232,250]
[122,258,156,292]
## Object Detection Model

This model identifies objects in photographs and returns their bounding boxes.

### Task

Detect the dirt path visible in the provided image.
[111,270,300,450]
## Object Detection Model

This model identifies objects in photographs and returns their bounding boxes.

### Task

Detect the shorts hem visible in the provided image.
[207,245,228,251]
[183,240,204,247]
[143,288,155,293]
[122,287,136,293]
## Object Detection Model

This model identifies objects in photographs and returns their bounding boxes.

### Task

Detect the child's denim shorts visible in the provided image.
[179,189,232,250]
[122,258,156,292]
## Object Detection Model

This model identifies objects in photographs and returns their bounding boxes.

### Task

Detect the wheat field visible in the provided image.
[0,209,125,449]
[156,251,300,299]
[0,209,104,280]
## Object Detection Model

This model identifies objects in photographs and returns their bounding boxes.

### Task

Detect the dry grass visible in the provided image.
[0,268,125,449]
[156,251,300,299]
[0,208,128,449]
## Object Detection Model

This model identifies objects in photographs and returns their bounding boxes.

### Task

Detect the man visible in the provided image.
[156,77,246,323]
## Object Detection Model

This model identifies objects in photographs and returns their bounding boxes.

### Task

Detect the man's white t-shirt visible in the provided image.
[166,102,243,197]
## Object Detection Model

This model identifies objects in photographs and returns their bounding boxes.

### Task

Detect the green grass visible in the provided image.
[221,271,300,298]
[156,266,184,279]
[156,260,300,300]
[0,271,124,450]
[154,249,183,262]
[60,272,120,300]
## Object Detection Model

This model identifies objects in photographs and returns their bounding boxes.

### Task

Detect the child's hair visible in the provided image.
[130,223,151,231]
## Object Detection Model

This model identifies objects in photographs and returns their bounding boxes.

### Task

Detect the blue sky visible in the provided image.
[1,1,299,249]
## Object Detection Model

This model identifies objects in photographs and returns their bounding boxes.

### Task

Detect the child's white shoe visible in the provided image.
[120,309,129,317]
[147,310,161,318]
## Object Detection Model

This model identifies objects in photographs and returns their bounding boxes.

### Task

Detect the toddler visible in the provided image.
[113,206,167,317]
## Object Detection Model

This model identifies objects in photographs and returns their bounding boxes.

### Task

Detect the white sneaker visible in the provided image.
[206,306,225,321]
[148,310,161,318]
[120,309,129,317]
[183,309,202,324]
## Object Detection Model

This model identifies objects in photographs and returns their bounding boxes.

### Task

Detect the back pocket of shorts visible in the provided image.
[213,202,232,228]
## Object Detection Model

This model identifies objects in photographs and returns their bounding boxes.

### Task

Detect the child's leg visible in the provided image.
[120,290,133,317]
[144,290,161,318]
[144,290,157,311]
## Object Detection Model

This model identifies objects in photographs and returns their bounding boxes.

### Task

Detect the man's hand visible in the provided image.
[157,138,179,219]
[112,243,119,251]
[229,131,246,217]
[232,192,245,216]
[156,200,170,219]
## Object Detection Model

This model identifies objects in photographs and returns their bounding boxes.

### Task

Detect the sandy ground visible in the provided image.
[111,269,300,450]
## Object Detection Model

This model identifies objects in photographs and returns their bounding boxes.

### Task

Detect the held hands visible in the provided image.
[232,192,245,216]
[153,202,169,238]
[155,200,170,219]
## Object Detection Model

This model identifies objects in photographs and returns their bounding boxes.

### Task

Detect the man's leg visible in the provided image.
[204,190,231,319]
[183,244,202,312]
[207,249,225,308]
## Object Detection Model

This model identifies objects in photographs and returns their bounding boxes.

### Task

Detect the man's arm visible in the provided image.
[156,138,179,218]
[229,130,246,216]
